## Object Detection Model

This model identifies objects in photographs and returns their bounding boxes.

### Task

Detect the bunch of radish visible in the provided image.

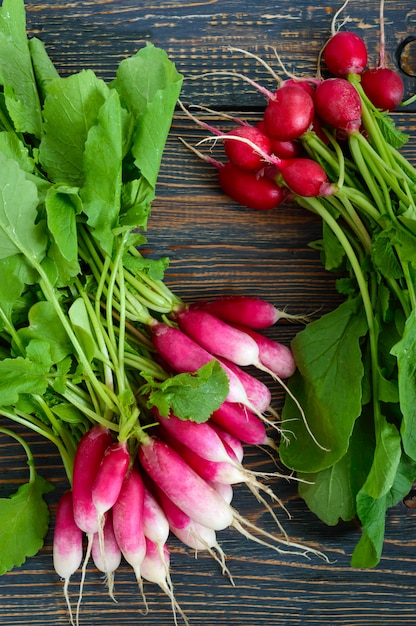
[53,294,327,626]
[181,0,410,211]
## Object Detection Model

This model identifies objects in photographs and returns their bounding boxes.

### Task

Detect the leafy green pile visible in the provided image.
[0,0,229,575]
[280,75,416,567]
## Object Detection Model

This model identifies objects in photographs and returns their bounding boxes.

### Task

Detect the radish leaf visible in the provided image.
[0,473,53,575]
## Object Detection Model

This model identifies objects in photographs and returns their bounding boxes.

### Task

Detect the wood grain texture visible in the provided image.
[0,1,416,625]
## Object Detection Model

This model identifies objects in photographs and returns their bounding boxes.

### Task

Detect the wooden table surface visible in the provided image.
[1,1,416,625]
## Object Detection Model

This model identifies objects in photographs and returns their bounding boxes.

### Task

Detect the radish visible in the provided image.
[256,121,303,158]
[211,401,276,448]
[155,408,239,464]
[314,77,362,135]
[230,324,296,379]
[217,161,287,210]
[141,537,190,626]
[171,307,261,367]
[323,31,368,77]
[218,357,272,414]
[112,466,147,602]
[209,420,245,464]
[138,435,234,531]
[92,440,131,518]
[268,158,336,197]
[263,84,315,140]
[222,124,273,171]
[143,485,170,549]
[361,67,404,112]
[72,425,113,535]
[189,295,307,328]
[208,480,234,504]
[149,320,255,408]
[91,511,121,601]
[53,490,83,626]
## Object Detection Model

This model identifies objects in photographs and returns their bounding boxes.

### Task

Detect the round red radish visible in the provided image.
[263,85,315,141]
[314,77,362,134]
[324,31,368,77]
[223,125,272,170]
[276,157,335,197]
[256,120,303,158]
[361,67,404,111]
[218,161,286,210]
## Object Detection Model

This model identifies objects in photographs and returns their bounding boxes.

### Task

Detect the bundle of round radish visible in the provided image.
[183,0,416,569]
[0,2,330,625]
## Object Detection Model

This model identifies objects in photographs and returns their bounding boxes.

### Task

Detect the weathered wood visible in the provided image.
[0,1,416,624]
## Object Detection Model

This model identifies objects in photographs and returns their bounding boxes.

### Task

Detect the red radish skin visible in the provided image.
[223,124,273,170]
[150,320,252,406]
[172,307,260,367]
[263,84,315,140]
[155,408,238,464]
[231,324,296,378]
[211,401,273,447]
[189,295,294,329]
[273,158,336,197]
[314,78,362,134]
[112,466,146,586]
[256,121,303,158]
[361,67,405,111]
[72,425,112,535]
[324,31,368,77]
[53,490,84,626]
[92,440,130,518]
[218,161,287,210]
[138,435,234,530]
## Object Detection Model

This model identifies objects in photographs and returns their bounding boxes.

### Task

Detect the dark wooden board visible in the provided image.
[0,1,416,625]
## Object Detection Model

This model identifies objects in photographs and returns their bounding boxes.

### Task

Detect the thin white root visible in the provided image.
[104,572,117,603]
[75,532,94,626]
[158,578,190,626]
[189,526,234,585]
[227,45,282,84]
[134,569,149,616]
[231,509,329,562]
[62,577,75,626]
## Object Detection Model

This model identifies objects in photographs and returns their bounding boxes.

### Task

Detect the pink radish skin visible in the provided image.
[272,158,336,197]
[218,161,287,210]
[172,307,260,367]
[150,321,251,406]
[154,484,220,551]
[256,121,303,158]
[209,480,234,504]
[314,78,362,135]
[155,408,238,464]
[231,323,296,378]
[361,67,405,111]
[190,295,289,329]
[72,425,112,534]
[138,435,234,530]
[263,84,315,140]
[92,440,130,517]
[324,31,368,77]
[91,511,121,575]
[53,490,83,581]
[211,401,272,447]
[159,427,247,485]
[209,420,245,463]
[219,357,272,414]
[112,466,146,583]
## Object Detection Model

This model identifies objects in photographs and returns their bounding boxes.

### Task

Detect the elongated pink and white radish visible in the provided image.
[151,480,233,582]
[171,308,260,367]
[230,323,296,379]
[53,490,83,626]
[189,295,307,328]
[208,420,245,463]
[208,480,234,504]
[72,425,113,535]
[92,440,131,519]
[112,466,147,606]
[211,401,276,449]
[138,435,234,531]
[141,537,190,626]
[143,485,170,549]
[154,407,239,464]
[91,511,121,601]
[149,320,254,408]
